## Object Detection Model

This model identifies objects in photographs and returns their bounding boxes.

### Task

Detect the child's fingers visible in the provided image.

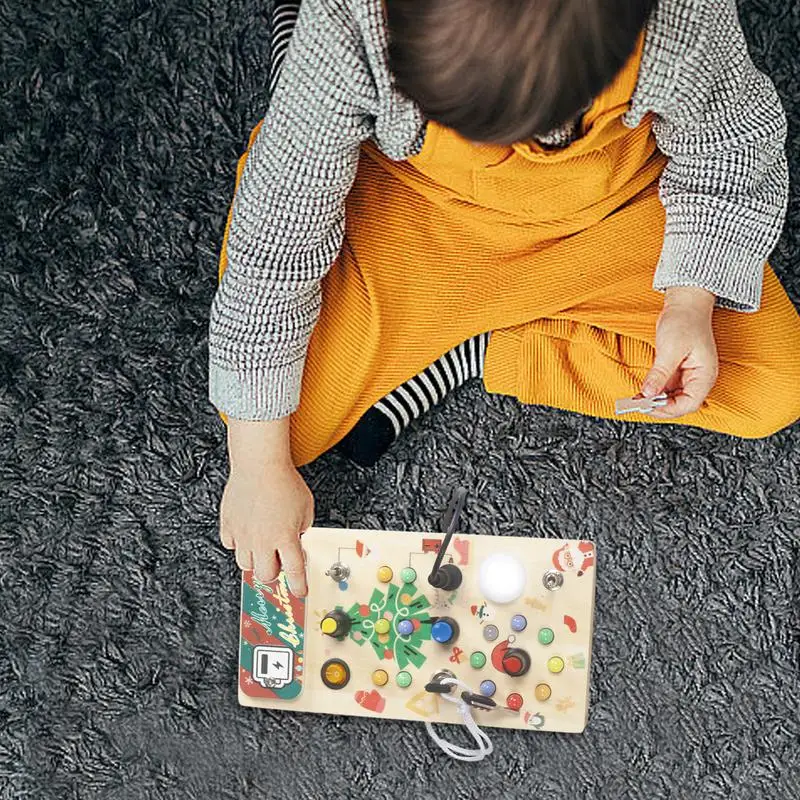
[219,524,235,550]
[648,361,715,419]
[253,550,280,584]
[648,387,706,419]
[219,506,236,549]
[235,548,254,573]
[648,396,688,418]
[279,542,308,597]
[641,352,684,398]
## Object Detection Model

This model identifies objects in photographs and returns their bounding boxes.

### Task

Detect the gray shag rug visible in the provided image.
[1,1,798,798]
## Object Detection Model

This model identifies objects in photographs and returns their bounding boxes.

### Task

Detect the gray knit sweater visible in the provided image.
[208,0,789,422]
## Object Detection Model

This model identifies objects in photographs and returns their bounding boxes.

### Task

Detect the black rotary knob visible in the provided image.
[320,609,352,638]
[501,648,531,677]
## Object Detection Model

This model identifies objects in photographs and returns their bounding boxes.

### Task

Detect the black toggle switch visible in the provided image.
[460,692,497,710]
[428,562,463,591]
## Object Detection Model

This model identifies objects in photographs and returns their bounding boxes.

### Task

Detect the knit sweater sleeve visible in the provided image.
[208,0,377,420]
[649,0,789,312]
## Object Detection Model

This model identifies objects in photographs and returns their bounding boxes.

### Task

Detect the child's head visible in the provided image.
[386,0,658,144]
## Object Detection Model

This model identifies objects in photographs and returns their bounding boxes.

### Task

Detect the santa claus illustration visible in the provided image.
[552,541,595,577]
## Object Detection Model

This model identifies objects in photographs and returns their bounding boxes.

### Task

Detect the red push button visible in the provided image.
[501,648,531,677]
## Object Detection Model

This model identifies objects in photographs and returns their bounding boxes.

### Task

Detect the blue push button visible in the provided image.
[479,680,497,697]
[431,620,454,643]
[429,617,459,644]
[397,619,414,636]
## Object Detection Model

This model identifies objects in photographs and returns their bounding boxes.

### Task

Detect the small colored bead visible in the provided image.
[538,627,555,645]
[470,651,487,669]
[372,669,389,687]
[399,567,417,584]
[396,671,412,688]
[535,683,552,702]
[547,656,565,674]
[374,618,390,635]
[483,624,499,642]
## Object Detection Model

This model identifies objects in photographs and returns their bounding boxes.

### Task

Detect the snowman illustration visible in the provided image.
[552,541,595,577]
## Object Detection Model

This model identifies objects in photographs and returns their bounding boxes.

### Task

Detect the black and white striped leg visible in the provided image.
[337,333,490,466]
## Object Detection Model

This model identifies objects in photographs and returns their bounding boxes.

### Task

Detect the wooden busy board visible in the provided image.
[238,527,596,733]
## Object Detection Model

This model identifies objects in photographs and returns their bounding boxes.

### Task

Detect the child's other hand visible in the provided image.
[641,286,719,419]
[219,464,314,596]
[219,418,314,597]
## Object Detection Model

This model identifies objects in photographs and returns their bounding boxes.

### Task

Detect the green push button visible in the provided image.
[396,671,412,688]
[400,567,417,584]
[538,627,555,645]
[470,651,487,669]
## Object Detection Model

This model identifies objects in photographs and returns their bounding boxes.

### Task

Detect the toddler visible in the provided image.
[208,0,800,595]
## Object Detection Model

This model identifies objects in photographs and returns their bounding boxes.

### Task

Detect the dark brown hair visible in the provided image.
[386,0,659,144]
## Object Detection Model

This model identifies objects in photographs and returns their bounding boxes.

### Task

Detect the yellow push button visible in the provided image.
[325,663,346,683]
[374,619,391,635]
[535,683,552,701]
[372,669,389,687]
[320,618,337,635]
[547,656,565,674]
[377,566,394,583]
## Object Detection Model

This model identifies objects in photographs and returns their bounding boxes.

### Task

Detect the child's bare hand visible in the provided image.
[219,463,314,596]
[641,286,719,419]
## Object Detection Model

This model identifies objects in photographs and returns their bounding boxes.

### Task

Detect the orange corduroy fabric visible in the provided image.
[218,34,800,465]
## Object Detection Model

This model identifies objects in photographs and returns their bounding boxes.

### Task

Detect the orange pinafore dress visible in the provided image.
[219,33,800,465]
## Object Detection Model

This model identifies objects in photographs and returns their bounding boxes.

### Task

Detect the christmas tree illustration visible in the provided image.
[341,581,433,670]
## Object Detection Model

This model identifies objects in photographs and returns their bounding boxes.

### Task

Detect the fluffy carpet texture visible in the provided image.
[1,1,798,798]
